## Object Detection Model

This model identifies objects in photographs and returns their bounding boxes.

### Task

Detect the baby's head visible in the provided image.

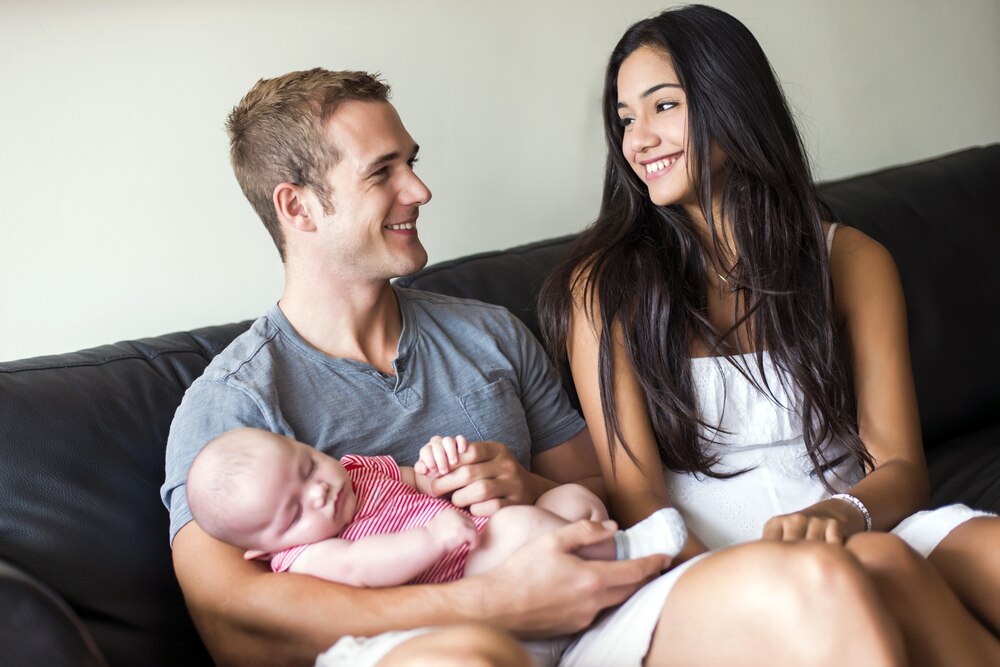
[187,428,356,559]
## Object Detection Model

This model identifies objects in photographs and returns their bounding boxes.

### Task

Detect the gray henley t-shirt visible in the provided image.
[161,286,585,543]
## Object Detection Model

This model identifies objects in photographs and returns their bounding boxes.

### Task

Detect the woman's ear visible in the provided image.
[273,182,316,232]
[244,549,271,561]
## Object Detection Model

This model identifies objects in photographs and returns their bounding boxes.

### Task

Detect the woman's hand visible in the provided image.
[762,498,868,544]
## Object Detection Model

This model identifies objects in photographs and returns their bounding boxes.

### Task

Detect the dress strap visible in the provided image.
[825,223,840,255]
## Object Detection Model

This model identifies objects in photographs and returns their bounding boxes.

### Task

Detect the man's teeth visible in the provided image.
[645,155,680,174]
[386,222,416,230]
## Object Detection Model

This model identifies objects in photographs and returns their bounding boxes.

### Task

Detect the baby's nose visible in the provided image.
[310,480,330,508]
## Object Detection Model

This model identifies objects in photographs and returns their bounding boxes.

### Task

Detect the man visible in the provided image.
[162,68,906,667]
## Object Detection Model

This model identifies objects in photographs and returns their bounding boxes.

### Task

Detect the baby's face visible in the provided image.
[240,434,357,553]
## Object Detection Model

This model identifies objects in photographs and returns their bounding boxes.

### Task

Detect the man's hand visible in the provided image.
[427,508,480,552]
[424,439,536,516]
[476,519,669,637]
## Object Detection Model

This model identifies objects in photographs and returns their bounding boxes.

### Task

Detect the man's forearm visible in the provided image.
[173,522,497,666]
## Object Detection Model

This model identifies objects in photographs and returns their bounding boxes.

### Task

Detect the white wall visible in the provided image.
[2,0,998,361]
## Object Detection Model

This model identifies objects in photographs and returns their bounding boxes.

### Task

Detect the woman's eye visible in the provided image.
[656,101,677,112]
[618,116,634,128]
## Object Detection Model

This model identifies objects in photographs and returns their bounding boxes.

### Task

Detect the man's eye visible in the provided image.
[407,157,420,169]
[372,167,389,178]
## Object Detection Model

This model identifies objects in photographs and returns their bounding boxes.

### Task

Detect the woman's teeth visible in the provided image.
[645,155,680,174]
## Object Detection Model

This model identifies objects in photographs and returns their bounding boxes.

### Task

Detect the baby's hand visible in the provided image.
[428,508,479,552]
[415,435,469,478]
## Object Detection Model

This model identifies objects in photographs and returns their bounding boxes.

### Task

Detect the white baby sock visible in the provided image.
[613,508,687,559]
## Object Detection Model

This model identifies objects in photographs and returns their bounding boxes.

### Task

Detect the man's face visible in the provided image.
[310,100,432,281]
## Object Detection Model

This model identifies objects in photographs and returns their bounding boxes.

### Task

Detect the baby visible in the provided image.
[186,428,687,587]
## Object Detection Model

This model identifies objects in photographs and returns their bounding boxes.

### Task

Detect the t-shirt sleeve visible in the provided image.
[506,315,586,455]
[161,379,274,545]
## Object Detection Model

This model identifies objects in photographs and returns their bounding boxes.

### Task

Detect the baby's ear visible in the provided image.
[244,549,271,561]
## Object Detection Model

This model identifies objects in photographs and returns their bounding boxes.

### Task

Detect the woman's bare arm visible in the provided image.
[566,276,708,564]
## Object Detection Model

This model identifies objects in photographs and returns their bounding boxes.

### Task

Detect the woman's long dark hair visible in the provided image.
[538,5,872,484]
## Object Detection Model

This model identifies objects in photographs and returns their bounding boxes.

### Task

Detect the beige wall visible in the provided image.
[2,0,998,360]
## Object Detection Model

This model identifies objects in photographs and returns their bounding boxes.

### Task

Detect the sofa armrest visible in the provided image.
[0,558,108,667]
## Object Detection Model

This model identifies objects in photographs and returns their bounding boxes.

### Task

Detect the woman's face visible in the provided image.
[616,45,719,208]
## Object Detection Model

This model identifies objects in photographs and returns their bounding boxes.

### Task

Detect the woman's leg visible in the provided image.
[646,541,906,667]
[847,531,1000,667]
[925,517,1000,635]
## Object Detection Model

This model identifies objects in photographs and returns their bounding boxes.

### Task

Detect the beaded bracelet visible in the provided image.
[830,493,873,532]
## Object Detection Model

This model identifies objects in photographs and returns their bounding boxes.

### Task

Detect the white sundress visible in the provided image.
[664,223,991,556]
[556,224,994,667]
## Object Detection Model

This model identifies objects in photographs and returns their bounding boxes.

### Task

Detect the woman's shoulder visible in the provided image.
[824,222,902,319]
[825,223,897,272]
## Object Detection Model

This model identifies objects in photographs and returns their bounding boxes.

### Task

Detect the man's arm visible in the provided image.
[173,517,665,667]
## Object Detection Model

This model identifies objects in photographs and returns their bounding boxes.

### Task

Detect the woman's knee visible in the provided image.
[684,542,868,615]
[847,531,924,578]
[729,542,861,594]
[657,542,904,666]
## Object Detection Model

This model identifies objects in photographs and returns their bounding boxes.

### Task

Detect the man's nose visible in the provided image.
[402,171,432,207]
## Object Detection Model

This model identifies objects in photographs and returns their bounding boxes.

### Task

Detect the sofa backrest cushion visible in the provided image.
[0,322,249,666]
[819,145,1000,445]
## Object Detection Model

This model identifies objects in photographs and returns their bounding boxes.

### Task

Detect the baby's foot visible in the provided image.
[614,508,688,559]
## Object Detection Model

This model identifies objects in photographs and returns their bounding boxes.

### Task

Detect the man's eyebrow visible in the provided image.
[362,144,420,174]
[616,83,682,108]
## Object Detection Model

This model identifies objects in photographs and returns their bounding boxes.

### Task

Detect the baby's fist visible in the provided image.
[415,435,469,477]
[428,508,479,551]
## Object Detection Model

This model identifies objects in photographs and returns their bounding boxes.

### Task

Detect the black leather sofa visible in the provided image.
[2,146,998,666]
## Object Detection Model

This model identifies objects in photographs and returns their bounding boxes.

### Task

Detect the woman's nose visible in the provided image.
[629,118,660,154]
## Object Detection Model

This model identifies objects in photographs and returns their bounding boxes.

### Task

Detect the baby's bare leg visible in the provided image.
[535,483,609,522]
[464,505,617,576]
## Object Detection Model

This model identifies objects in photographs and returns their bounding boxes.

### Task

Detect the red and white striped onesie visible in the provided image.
[269,454,490,584]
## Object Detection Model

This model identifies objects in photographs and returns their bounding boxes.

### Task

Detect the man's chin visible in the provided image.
[394,252,428,279]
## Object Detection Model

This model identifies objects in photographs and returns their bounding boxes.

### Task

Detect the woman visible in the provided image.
[540,5,999,664]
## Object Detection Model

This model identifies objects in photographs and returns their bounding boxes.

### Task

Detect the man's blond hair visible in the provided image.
[226,68,391,260]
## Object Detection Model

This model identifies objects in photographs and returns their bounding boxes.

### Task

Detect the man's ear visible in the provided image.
[244,549,272,561]
[273,182,316,232]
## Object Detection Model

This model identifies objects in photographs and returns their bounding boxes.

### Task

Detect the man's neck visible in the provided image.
[278,275,404,375]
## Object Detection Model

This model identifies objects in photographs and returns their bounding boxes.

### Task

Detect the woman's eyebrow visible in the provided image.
[617,82,682,108]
